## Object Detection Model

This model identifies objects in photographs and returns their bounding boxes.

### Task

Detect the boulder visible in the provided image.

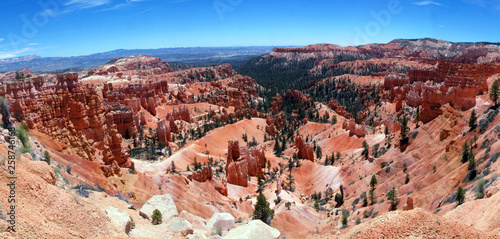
[167,217,194,235]
[179,210,207,229]
[207,213,235,231]
[224,220,280,239]
[139,194,178,223]
[105,206,132,235]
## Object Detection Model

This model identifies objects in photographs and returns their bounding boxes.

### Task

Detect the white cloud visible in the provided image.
[0,38,4,43]
[413,1,443,6]
[0,48,31,59]
[64,0,110,12]
[28,43,39,46]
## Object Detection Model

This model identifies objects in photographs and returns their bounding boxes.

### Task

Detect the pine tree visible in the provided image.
[274,137,282,157]
[387,187,400,211]
[253,191,274,224]
[415,107,420,127]
[461,142,471,163]
[362,140,369,158]
[400,115,409,139]
[455,186,465,205]
[490,79,499,107]
[370,174,378,188]
[469,109,477,129]
[369,187,376,205]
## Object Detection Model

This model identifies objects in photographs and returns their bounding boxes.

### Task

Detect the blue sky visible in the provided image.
[0,0,499,58]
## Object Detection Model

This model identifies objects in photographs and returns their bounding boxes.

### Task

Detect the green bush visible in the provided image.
[216,226,223,236]
[475,179,487,199]
[130,216,135,229]
[387,187,400,211]
[42,151,51,165]
[152,209,162,225]
[455,186,465,205]
[253,191,274,224]
[341,209,349,227]
[355,218,361,225]
[16,124,31,153]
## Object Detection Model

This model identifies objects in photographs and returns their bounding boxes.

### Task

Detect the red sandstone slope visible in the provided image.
[1,49,500,238]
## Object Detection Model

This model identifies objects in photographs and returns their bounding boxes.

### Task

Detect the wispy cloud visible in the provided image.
[413,1,443,6]
[64,0,110,12]
[0,38,4,43]
[0,48,31,59]
[99,0,150,12]
[28,43,39,46]
[128,8,154,17]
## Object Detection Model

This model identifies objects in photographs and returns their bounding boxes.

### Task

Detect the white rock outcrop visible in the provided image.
[207,212,235,231]
[224,220,280,239]
[106,206,132,235]
[139,194,178,222]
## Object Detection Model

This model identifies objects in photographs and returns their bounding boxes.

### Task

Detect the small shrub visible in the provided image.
[475,179,487,199]
[130,216,135,229]
[216,226,223,236]
[285,201,292,210]
[43,151,51,165]
[381,162,387,168]
[129,164,137,174]
[152,209,162,225]
[314,200,320,210]
[405,173,410,184]
[341,209,349,227]
[352,198,360,207]
[67,163,72,174]
[455,186,465,205]
[385,166,391,173]
[355,218,361,225]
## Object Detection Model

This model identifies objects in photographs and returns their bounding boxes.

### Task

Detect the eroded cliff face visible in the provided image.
[0,73,170,167]
[1,73,105,161]
[383,61,500,123]
[295,135,314,162]
[188,165,213,182]
[225,140,265,187]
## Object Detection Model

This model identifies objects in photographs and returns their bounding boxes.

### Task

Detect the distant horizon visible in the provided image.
[4,37,500,60]
[1,0,499,59]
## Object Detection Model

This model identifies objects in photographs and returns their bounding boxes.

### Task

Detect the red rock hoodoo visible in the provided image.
[295,135,314,162]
